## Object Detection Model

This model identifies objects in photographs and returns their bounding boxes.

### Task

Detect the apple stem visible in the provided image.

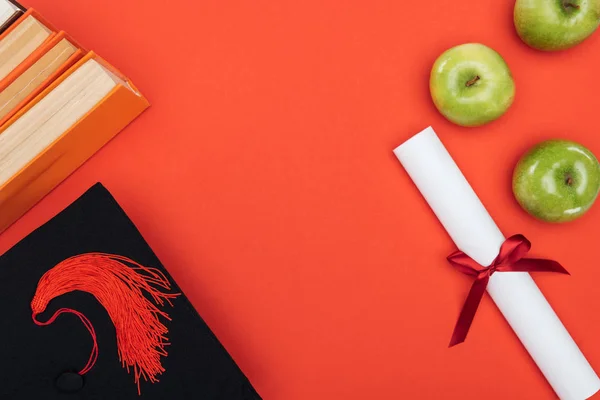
[465,76,480,87]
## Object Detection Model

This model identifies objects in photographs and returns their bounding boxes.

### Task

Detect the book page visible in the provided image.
[0,38,77,120]
[0,0,17,27]
[0,15,52,81]
[0,59,119,186]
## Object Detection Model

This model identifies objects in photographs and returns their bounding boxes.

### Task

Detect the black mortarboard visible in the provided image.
[0,183,261,399]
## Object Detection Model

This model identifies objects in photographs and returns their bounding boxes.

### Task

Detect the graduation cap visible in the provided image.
[0,183,261,399]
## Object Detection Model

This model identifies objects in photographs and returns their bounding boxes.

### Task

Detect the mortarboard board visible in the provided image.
[0,183,261,399]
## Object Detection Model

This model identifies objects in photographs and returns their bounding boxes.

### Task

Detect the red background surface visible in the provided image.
[2,1,600,399]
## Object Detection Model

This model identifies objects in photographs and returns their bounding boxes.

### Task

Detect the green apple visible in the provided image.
[514,0,600,51]
[429,43,515,127]
[513,139,600,223]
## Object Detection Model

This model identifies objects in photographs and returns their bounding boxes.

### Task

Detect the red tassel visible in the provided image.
[31,253,180,394]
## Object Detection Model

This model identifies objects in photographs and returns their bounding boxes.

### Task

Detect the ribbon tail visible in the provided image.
[509,258,570,275]
[449,275,490,347]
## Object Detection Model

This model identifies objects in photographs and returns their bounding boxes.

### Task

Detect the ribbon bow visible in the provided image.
[446,234,569,347]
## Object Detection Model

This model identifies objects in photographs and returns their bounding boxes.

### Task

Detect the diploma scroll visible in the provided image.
[393,126,600,400]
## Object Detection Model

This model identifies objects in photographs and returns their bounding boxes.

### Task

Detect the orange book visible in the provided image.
[0,9,57,83]
[0,51,150,232]
[0,31,84,126]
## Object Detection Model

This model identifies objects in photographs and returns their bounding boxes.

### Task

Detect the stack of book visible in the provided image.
[0,0,149,233]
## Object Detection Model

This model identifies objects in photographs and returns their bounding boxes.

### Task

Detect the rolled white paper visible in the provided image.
[394,126,600,400]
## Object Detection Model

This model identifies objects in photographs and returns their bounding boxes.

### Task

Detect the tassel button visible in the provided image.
[55,372,84,393]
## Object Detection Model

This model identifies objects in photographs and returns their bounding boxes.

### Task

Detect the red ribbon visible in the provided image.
[446,234,569,347]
